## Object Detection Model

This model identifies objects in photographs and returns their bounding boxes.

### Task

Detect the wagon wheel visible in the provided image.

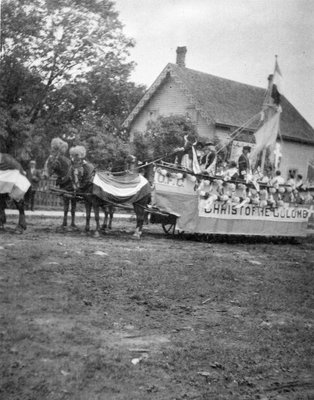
[162,221,176,235]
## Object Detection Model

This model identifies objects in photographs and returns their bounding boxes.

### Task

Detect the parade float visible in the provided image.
[150,59,314,238]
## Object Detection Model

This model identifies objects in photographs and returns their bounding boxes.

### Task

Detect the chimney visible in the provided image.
[176,46,187,67]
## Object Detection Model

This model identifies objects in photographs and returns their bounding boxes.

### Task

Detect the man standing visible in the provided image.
[25,160,41,210]
[238,145,251,179]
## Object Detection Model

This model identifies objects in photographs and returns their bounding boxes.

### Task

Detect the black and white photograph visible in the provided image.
[0,0,313,399]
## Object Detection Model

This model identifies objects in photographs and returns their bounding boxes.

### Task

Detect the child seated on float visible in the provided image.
[286,170,296,189]
[215,162,227,177]
[295,174,304,190]
[270,170,285,187]
[222,161,239,181]
[256,167,273,184]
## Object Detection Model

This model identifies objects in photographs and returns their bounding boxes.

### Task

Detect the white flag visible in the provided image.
[192,146,202,174]
[251,108,282,159]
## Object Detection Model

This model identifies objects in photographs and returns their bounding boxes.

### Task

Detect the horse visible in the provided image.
[69,152,151,239]
[77,176,151,239]
[0,194,27,233]
[73,162,151,239]
[44,153,115,233]
[44,154,78,230]
[0,153,30,233]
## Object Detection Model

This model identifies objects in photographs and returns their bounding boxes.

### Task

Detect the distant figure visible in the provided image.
[25,160,41,211]
[126,154,139,174]
[259,167,273,184]
[223,161,239,181]
[238,145,251,179]
[286,170,296,189]
[270,170,285,187]
[295,174,304,190]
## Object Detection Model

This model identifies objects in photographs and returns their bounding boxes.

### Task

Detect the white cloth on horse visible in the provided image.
[0,170,31,200]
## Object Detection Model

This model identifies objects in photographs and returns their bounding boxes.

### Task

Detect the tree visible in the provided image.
[1,0,144,163]
[2,0,135,120]
[0,55,44,158]
[132,115,199,164]
[72,113,129,171]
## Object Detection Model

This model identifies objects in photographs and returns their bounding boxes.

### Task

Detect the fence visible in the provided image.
[36,177,62,208]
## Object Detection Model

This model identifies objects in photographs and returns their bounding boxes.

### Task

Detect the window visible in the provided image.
[186,107,198,123]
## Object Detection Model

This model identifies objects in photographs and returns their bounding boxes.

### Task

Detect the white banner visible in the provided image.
[199,201,311,223]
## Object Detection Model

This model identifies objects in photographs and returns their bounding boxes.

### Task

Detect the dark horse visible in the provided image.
[0,153,29,233]
[70,157,151,239]
[44,154,78,230]
[44,154,115,233]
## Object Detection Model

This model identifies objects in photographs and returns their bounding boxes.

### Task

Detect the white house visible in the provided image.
[123,47,314,182]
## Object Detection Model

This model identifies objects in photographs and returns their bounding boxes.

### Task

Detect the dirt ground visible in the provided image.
[0,214,314,400]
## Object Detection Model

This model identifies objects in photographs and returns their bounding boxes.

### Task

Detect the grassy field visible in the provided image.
[0,216,313,399]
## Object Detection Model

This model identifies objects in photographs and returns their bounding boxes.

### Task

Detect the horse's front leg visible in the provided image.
[101,206,108,232]
[108,206,114,230]
[84,199,92,234]
[62,197,70,228]
[93,199,100,238]
[15,200,26,233]
[0,196,6,231]
[70,198,78,229]
[132,203,144,240]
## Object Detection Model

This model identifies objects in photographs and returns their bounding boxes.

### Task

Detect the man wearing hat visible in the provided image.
[25,160,41,210]
[238,145,251,179]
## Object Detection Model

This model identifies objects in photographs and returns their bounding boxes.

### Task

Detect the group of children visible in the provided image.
[173,136,308,192]
[216,163,306,191]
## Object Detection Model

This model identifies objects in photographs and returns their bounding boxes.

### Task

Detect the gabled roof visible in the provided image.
[123,63,314,145]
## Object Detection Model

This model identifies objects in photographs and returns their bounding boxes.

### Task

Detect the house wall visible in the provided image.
[280,140,314,181]
[216,128,232,145]
[129,75,216,140]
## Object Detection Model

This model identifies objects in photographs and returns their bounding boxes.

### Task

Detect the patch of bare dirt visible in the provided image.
[0,215,314,399]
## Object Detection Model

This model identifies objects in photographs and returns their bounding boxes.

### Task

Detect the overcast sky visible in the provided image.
[114,0,314,127]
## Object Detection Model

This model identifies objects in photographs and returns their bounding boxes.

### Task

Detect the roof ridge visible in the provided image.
[122,62,314,144]
[168,63,266,91]
[122,63,173,129]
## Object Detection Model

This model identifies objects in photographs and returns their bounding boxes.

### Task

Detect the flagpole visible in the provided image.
[260,55,279,173]
[260,63,272,173]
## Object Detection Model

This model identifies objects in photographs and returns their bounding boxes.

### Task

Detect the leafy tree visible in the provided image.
[71,113,129,171]
[132,115,199,163]
[0,55,43,157]
[0,0,144,164]
[2,0,135,120]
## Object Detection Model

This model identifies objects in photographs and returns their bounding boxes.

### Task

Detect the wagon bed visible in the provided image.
[151,164,313,238]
